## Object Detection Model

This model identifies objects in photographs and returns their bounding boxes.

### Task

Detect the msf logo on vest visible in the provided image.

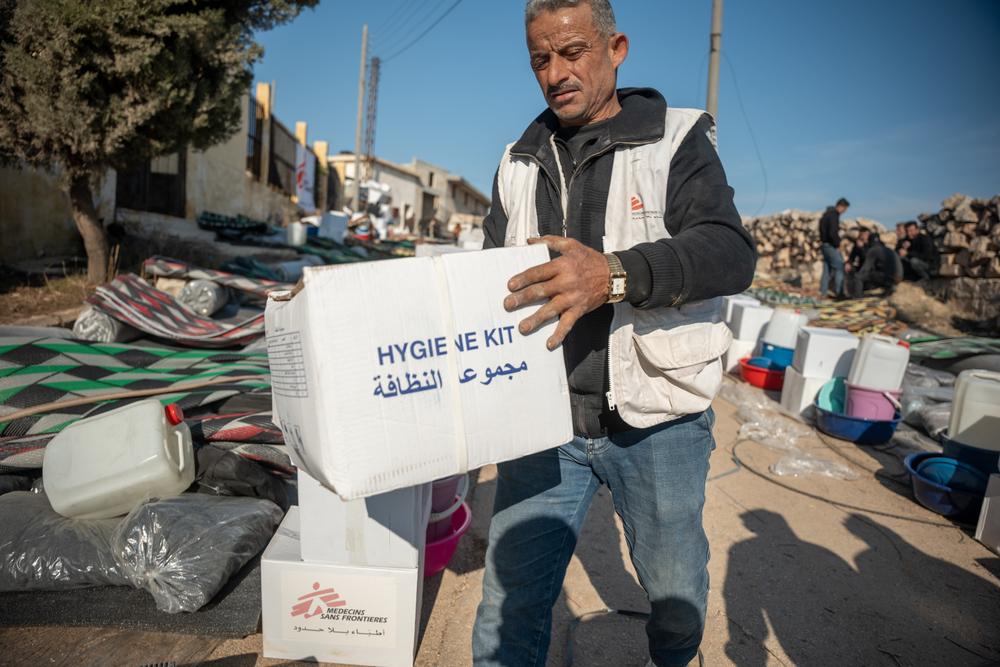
[630,195,663,222]
[291,581,347,619]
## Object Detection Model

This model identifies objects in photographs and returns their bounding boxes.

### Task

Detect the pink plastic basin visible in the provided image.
[846,383,901,421]
[424,502,472,578]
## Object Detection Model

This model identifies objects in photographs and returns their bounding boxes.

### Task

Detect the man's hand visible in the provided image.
[503,236,610,350]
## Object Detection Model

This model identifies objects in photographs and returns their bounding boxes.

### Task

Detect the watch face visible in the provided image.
[612,277,627,295]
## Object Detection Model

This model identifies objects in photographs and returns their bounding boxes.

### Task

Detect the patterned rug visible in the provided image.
[0,337,271,471]
[142,256,293,300]
[748,279,904,336]
[86,274,265,348]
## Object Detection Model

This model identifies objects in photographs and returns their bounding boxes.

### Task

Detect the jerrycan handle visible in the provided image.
[164,404,188,473]
[170,429,188,473]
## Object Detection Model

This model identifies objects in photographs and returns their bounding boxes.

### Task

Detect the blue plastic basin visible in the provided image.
[747,356,785,371]
[814,378,900,445]
[760,343,794,370]
[904,452,987,520]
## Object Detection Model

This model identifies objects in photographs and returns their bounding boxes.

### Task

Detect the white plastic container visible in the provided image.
[43,400,194,519]
[722,295,760,326]
[780,365,828,419]
[792,327,859,379]
[762,308,809,349]
[729,303,773,343]
[949,370,1000,451]
[286,221,308,246]
[846,334,910,392]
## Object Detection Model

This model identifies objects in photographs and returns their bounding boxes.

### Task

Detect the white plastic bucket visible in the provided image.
[949,370,1000,451]
[846,334,910,392]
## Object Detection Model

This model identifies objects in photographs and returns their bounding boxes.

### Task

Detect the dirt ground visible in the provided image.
[0,274,91,325]
[2,383,998,667]
[889,282,965,337]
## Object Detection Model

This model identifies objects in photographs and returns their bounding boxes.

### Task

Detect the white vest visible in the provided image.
[496,108,732,428]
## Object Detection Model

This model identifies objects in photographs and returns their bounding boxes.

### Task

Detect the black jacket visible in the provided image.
[483,88,755,436]
[907,233,935,264]
[819,206,841,246]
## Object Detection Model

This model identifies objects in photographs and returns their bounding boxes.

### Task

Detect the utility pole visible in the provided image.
[352,24,368,212]
[706,0,723,118]
[363,56,381,181]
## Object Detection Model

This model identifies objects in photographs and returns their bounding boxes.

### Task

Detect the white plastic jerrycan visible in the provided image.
[43,400,195,519]
[949,370,1000,452]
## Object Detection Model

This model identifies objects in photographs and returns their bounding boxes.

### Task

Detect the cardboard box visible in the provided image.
[723,338,757,373]
[262,508,422,667]
[976,474,1000,555]
[266,246,573,499]
[780,365,828,419]
[298,469,431,568]
[792,327,859,379]
[728,302,773,343]
[414,244,472,257]
[722,294,760,326]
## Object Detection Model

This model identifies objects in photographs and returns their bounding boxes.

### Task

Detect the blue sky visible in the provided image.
[252,0,1000,223]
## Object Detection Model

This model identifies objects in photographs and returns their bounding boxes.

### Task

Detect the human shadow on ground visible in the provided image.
[723,510,1000,667]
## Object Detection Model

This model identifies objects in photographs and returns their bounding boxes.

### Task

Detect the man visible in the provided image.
[818,197,850,298]
[472,2,755,666]
[899,221,936,281]
[846,227,871,275]
[894,222,907,253]
[845,231,899,297]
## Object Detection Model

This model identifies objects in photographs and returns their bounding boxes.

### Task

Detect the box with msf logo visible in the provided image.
[262,507,423,667]
[265,245,572,500]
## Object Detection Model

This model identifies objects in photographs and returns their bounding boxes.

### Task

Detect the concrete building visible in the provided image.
[327,154,424,229]
[1,82,329,265]
[326,154,489,236]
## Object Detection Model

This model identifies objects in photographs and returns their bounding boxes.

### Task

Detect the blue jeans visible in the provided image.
[472,410,716,667]
[820,243,844,296]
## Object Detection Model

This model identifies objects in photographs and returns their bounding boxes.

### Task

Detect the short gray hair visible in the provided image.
[525,0,617,38]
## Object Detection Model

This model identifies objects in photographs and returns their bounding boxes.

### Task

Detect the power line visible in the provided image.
[371,0,412,38]
[371,0,427,51]
[723,51,769,217]
[380,0,465,63]
[373,0,448,53]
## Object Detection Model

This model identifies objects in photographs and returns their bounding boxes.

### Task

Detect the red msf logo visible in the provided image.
[291,581,347,619]
[630,195,644,213]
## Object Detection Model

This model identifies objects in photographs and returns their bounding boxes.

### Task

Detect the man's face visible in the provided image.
[526,4,628,126]
[836,204,848,214]
[859,230,871,245]
[906,225,918,239]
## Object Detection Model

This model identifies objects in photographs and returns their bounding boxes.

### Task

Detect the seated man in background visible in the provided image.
[846,232,900,297]
[846,228,872,275]
[898,221,936,281]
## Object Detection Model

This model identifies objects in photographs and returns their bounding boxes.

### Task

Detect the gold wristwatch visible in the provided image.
[604,253,627,303]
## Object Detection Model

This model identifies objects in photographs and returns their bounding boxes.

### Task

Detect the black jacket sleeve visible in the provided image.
[615,114,756,308]
[482,169,507,250]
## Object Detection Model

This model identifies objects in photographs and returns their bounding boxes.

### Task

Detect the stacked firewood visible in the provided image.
[743,209,882,281]
[918,193,1000,279]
